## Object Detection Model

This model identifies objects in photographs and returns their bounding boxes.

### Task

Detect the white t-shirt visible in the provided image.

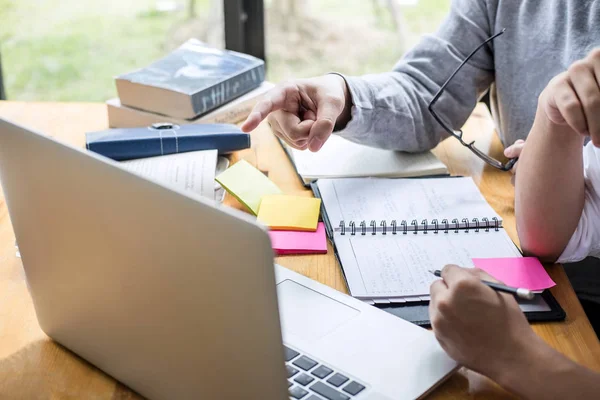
[558,142,600,263]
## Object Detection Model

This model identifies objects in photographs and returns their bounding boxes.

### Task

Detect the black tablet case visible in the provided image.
[311,181,566,327]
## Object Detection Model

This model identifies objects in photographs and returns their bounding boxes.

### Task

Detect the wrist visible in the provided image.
[536,103,585,147]
[491,336,575,399]
[481,331,538,387]
[329,73,353,130]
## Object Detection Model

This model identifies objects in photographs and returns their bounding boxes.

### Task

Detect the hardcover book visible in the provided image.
[116,39,265,119]
[86,123,251,161]
[107,82,274,128]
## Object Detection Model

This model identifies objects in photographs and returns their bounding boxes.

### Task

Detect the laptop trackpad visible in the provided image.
[277,280,360,341]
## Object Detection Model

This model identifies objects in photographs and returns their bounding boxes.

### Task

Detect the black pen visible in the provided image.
[428,269,535,300]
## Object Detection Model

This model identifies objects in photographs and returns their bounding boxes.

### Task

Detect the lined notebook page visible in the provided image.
[318,177,502,228]
[336,230,521,299]
[290,136,448,183]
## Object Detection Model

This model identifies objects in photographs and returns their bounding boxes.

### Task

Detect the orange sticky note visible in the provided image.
[257,195,321,231]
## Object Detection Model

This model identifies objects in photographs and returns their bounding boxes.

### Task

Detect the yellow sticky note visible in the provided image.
[257,195,321,231]
[215,159,281,215]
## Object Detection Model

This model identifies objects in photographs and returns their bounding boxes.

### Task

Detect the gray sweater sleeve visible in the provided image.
[335,0,496,152]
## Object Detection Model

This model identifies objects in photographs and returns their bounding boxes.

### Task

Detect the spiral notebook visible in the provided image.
[314,177,525,300]
[312,176,565,325]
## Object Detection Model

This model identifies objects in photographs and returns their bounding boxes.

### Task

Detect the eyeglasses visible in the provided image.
[428,29,517,172]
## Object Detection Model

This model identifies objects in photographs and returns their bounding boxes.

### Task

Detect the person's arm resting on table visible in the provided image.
[430,49,600,399]
[516,49,600,262]
[241,0,494,153]
[430,265,600,399]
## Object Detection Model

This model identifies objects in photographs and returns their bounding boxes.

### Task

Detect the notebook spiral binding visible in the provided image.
[337,217,500,236]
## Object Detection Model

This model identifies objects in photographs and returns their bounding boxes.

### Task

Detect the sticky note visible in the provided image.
[472,257,556,291]
[257,194,321,231]
[215,159,282,215]
[268,223,328,255]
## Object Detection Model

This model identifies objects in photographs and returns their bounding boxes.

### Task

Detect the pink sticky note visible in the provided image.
[472,257,556,291]
[268,222,328,255]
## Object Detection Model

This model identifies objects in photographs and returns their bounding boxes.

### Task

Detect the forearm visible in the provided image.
[334,0,495,152]
[334,72,445,152]
[515,105,585,261]
[493,338,600,400]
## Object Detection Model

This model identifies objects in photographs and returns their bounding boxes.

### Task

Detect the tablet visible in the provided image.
[374,290,565,327]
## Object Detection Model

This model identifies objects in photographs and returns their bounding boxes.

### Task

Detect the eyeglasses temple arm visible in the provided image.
[428,28,506,112]
[502,157,518,171]
[468,141,519,171]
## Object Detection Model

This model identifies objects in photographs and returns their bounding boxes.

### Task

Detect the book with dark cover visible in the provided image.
[86,123,251,161]
[106,82,275,128]
[116,39,265,119]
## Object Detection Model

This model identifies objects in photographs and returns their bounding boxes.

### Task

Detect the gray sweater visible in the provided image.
[337,0,600,152]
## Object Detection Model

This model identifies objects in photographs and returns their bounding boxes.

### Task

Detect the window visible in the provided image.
[0,0,450,101]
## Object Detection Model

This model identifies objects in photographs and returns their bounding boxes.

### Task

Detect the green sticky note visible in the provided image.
[215,159,282,215]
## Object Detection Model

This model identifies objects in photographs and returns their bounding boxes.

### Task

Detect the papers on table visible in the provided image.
[121,150,219,200]
[317,177,502,227]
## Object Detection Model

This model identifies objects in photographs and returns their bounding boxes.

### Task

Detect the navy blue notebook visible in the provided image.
[86,123,251,161]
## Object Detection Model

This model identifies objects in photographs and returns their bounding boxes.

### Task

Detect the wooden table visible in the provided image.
[0,101,599,399]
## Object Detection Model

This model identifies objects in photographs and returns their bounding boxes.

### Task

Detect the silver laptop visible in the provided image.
[0,118,457,400]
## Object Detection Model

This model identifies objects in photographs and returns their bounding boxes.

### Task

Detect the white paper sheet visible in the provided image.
[318,177,502,230]
[336,230,521,299]
[121,150,218,200]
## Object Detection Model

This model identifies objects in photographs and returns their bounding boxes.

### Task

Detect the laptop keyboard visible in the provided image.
[284,345,367,399]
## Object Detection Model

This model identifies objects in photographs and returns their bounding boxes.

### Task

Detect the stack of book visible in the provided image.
[108,38,273,128]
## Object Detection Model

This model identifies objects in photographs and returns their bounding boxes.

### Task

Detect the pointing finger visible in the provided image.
[241,84,297,132]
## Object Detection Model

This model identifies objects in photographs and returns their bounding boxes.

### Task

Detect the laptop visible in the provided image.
[0,118,457,400]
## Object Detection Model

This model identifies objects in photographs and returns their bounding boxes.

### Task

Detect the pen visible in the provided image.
[428,269,535,300]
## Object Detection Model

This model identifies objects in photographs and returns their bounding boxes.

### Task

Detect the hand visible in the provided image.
[539,48,600,146]
[240,75,352,152]
[429,265,540,381]
[503,139,525,174]
[504,139,525,185]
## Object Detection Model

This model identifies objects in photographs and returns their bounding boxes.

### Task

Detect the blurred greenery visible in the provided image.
[0,0,450,102]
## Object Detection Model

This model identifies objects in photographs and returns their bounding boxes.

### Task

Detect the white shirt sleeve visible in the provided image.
[557,142,600,263]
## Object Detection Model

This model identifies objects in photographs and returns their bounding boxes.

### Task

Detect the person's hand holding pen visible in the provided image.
[429,265,547,389]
